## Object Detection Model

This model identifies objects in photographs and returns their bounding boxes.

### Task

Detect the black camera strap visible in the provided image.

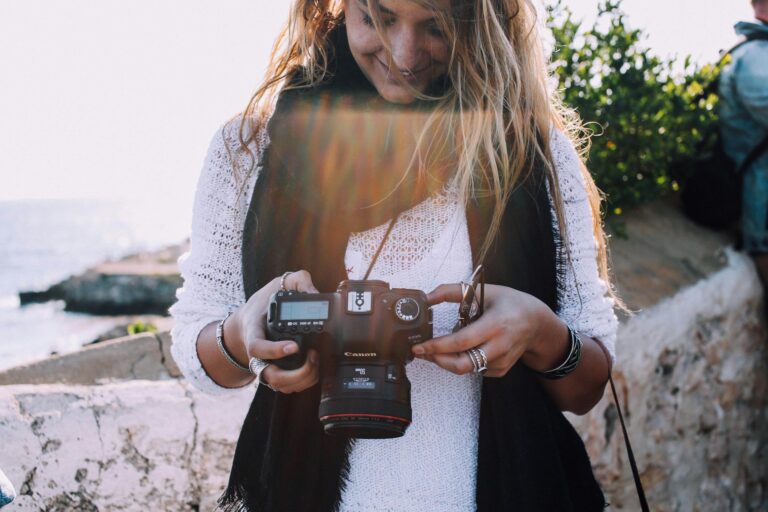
[609,375,650,511]
[361,214,401,280]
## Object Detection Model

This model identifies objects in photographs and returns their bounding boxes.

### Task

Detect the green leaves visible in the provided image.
[127,321,158,335]
[548,0,722,217]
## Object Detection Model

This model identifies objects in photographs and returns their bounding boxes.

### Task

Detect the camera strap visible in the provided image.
[362,213,401,280]
[609,375,650,511]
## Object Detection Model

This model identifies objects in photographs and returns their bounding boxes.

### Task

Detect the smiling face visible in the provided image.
[343,0,451,104]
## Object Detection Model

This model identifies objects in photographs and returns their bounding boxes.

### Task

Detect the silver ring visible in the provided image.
[249,357,275,391]
[468,347,488,375]
[279,271,294,291]
[465,348,480,372]
[475,347,488,373]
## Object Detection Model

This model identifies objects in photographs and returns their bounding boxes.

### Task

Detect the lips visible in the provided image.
[375,56,429,84]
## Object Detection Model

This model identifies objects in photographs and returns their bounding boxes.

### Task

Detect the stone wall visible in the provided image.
[572,249,768,511]
[0,380,252,511]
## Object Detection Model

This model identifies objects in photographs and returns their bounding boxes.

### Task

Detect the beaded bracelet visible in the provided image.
[533,326,583,380]
[216,312,250,373]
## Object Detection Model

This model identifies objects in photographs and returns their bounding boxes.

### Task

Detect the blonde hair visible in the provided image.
[228,0,624,312]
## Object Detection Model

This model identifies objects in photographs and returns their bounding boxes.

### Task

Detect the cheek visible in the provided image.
[345,21,382,57]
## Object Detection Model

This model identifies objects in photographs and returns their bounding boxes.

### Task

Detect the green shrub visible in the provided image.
[127,321,158,335]
[548,0,723,219]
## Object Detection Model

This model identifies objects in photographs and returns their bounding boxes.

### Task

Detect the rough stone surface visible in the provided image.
[0,333,180,386]
[569,249,768,511]
[0,380,252,511]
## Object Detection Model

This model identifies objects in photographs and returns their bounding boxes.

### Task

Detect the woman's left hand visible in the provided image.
[412,283,556,377]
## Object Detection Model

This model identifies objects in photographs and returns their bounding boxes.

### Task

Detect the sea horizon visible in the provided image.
[0,197,191,371]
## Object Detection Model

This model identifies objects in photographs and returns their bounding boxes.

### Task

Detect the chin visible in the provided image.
[375,82,432,104]
[378,89,417,104]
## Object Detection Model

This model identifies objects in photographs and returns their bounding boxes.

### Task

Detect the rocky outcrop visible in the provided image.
[571,248,768,511]
[18,242,188,316]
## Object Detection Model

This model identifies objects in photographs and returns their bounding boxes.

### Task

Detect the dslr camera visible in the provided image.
[266,279,433,439]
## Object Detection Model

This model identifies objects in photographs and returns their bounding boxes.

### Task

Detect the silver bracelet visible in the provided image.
[532,326,583,380]
[216,312,250,373]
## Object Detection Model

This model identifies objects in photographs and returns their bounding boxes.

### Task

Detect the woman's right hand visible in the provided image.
[231,270,321,394]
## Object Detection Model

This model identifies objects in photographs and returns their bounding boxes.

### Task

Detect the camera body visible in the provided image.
[266,279,432,438]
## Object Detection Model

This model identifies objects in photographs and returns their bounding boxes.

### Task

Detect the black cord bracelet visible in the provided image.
[532,326,583,380]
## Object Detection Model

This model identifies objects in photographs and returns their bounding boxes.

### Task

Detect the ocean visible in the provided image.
[0,198,191,372]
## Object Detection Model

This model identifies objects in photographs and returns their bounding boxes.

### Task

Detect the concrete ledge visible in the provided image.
[0,332,180,386]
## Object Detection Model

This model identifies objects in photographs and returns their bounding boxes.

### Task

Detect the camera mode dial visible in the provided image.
[394,297,420,322]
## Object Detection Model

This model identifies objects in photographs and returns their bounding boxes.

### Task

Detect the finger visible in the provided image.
[429,351,476,375]
[412,320,492,355]
[283,269,320,293]
[281,349,320,392]
[426,283,463,306]
[280,359,320,394]
[261,350,318,391]
[246,337,300,360]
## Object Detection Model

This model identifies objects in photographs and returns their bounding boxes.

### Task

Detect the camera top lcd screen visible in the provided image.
[279,300,330,321]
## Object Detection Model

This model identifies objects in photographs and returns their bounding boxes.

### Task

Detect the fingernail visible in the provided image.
[283,343,298,354]
[309,351,319,364]
[413,346,425,355]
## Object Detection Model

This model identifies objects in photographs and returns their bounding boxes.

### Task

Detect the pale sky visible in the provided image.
[0,1,756,208]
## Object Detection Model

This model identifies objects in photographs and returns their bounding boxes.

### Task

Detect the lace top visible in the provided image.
[168,116,619,511]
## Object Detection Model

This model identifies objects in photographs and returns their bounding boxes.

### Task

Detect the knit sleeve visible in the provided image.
[548,129,619,362]
[168,116,264,395]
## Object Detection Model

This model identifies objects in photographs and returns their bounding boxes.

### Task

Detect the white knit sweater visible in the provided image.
[169,117,619,512]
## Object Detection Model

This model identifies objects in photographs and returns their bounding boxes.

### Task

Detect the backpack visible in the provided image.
[677,33,768,230]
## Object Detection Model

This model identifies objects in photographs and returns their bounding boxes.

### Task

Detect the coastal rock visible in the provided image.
[18,241,188,316]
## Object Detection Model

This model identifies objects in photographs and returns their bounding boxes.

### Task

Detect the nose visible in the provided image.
[389,27,424,72]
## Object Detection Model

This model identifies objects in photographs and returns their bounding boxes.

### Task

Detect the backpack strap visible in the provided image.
[736,133,768,175]
[694,32,768,102]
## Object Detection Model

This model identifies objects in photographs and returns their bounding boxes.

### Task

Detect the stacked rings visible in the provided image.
[466,347,488,375]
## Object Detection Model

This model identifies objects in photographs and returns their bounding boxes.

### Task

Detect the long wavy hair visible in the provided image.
[227,0,624,313]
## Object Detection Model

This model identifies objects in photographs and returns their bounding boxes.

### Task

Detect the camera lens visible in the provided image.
[318,362,411,439]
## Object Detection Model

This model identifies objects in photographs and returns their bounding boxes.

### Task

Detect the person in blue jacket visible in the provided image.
[719,0,768,288]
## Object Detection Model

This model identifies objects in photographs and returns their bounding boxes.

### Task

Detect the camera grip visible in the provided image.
[269,336,307,371]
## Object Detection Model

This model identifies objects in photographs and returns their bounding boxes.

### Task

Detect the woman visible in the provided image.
[169,0,621,510]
